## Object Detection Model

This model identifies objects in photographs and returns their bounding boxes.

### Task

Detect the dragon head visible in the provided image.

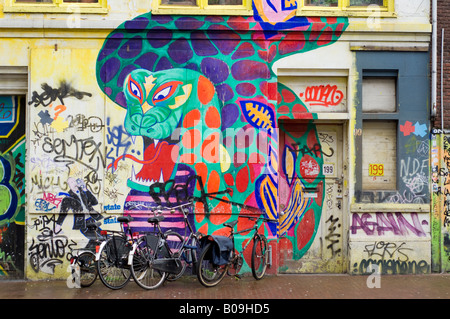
[123,68,193,140]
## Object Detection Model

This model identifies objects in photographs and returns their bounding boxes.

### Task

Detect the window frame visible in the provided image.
[361,119,398,192]
[4,0,108,14]
[151,0,253,16]
[361,73,399,192]
[297,0,395,17]
[152,0,395,16]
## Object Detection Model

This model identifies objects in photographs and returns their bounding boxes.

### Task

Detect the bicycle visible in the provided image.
[196,215,277,288]
[95,215,137,290]
[165,200,204,281]
[128,201,203,289]
[68,221,105,287]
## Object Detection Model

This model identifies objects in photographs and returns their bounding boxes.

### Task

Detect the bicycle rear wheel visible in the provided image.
[131,235,167,290]
[97,236,131,290]
[196,242,228,287]
[251,234,268,280]
[165,231,187,282]
[78,251,97,287]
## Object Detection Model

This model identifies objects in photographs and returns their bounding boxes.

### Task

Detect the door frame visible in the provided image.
[277,119,349,273]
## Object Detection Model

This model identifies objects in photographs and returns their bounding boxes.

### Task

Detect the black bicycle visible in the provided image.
[68,221,106,287]
[129,201,203,289]
[196,215,277,288]
[96,216,137,290]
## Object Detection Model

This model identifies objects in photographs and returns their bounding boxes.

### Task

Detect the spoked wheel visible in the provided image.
[97,236,131,290]
[251,234,268,280]
[164,231,187,282]
[77,251,98,287]
[196,242,228,287]
[131,237,167,290]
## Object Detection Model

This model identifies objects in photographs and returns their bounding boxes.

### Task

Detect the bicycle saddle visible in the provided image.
[147,215,165,224]
[223,220,238,228]
[117,216,134,223]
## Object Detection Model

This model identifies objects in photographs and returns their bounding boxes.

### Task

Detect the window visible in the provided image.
[361,76,397,191]
[4,0,108,13]
[160,0,243,5]
[304,0,385,7]
[153,0,394,16]
[362,77,396,113]
[305,0,338,7]
[152,0,252,15]
[15,0,98,3]
[298,0,395,16]
[362,121,397,190]
[349,0,384,6]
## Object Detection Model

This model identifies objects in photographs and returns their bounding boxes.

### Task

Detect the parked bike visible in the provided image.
[95,216,137,290]
[128,200,203,289]
[68,221,106,288]
[196,215,277,288]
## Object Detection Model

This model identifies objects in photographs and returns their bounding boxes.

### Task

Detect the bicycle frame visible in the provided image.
[230,216,264,248]
[95,217,134,262]
[171,201,202,265]
[128,201,200,271]
[69,221,104,261]
[226,216,275,273]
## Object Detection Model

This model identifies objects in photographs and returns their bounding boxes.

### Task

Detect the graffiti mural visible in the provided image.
[22,2,348,279]
[431,133,450,271]
[0,96,25,279]
[26,47,108,279]
[96,4,348,273]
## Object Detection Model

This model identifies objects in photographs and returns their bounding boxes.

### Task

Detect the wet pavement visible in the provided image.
[1,273,449,300]
[1,273,449,317]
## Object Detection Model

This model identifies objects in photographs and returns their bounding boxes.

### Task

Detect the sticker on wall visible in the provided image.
[323,163,335,176]
[400,121,428,137]
[369,163,384,177]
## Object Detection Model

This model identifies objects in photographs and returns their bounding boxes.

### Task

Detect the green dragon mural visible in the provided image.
[96,3,348,268]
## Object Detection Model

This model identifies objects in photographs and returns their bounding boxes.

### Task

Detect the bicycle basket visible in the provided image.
[110,237,130,260]
[200,236,233,266]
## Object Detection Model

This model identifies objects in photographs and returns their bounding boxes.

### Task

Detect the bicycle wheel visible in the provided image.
[97,236,131,290]
[251,234,268,280]
[78,251,97,287]
[165,231,187,281]
[131,235,167,290]
[196,242,228,287]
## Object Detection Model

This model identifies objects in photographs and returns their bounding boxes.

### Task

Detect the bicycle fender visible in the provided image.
[128,242,139,265]
[95,240,109,261]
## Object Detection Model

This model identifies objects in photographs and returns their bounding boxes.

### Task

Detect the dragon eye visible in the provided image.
[128,77,143,104]
[152,81,182,104]
[154,87,171,101]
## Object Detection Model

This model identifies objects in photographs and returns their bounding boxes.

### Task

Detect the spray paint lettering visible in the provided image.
[351,212,428,237]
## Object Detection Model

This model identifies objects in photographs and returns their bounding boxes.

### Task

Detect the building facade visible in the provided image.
[431,0,450,273]
[0,0,433,281]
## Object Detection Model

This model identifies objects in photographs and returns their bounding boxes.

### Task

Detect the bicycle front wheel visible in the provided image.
[196,242,228,287]
[251,234,268,280]
[97,236,131,290]
[78,251,97,287]
[131,236,167,290]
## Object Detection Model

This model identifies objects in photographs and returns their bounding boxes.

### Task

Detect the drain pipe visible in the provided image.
[431,0,437,121]
[442,29,445,131]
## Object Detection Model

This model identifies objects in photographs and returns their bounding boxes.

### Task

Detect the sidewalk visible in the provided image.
[1,273,449,300]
